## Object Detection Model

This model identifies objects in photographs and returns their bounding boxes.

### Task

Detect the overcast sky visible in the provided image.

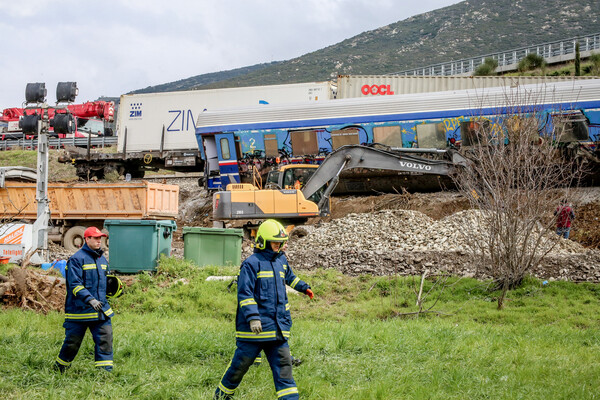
[0,0,461,107]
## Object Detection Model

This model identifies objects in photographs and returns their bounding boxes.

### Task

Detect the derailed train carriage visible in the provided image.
[195,79,600,193]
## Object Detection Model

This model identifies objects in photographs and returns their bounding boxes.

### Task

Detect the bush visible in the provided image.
[474,57,498,76]
[518,53,546,72]
[589,52,600,75]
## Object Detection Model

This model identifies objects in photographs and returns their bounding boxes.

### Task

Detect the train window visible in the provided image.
[263,133,279,157]
[373,126,403,147]
[460,120,490,146]
[220,138,231,160]
[290,130,318,156]
[552,113,589,142]
[331,128,359,149]
[416,123,447,148]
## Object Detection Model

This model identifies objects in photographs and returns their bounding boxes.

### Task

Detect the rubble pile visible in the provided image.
[285,209,600,281]
[0,267,66,313]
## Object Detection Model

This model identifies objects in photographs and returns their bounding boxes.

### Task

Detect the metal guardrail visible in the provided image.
[0,136,117,151]
[393,32,600,76]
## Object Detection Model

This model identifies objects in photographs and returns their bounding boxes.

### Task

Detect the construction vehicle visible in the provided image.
[213,145,466,228]
[0,177,178,252]
[0,100,115,140]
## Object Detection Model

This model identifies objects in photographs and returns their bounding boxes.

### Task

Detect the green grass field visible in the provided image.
[1,259,599,399]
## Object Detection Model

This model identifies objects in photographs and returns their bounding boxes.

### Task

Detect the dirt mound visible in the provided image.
[0,267,66,313]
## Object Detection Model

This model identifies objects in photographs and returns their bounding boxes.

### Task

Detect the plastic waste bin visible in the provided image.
[183,227,243,267]
[104,219,177,273]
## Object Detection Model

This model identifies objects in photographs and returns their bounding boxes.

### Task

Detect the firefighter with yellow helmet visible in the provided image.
[215,219,313,400]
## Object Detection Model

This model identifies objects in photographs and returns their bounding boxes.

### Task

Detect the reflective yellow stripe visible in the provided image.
[279,271,285,278]
[82,264,96,270]
[65,313,98,320]
[283,264,288,270]
[95,360,113,366]
[101,264,107,270]
[285,303,290,311]
[290,277,300,288]
[236,330,277,339]
[218,382,236,395]
[277,387,298,397]
[56,356,71,366]
[257,271,274,278]
[73,285,85,296]
[282,331,290,338]
[240,298,257,307]
[104,308,114,317]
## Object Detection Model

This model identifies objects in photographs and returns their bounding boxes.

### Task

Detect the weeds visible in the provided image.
[1,261,599,399]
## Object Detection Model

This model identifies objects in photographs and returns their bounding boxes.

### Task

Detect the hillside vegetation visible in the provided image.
[133,0,600,93]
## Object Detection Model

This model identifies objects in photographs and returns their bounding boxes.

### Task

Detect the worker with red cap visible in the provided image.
[55,226,115,373]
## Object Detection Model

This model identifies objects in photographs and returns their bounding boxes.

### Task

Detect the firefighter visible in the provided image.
[55,226,114,372]
[215,219,314,400]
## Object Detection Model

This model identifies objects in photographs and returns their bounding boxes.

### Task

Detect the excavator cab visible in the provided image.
[265,164,319,190]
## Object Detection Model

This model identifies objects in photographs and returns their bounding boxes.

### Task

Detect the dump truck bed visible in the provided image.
[0,181,179,221]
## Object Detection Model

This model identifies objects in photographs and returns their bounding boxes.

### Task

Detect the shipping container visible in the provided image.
[117,82,334,154]
[336,75,596,98]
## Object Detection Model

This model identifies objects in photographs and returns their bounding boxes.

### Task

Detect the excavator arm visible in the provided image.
[301,145,466,215]
[213,145,467,224]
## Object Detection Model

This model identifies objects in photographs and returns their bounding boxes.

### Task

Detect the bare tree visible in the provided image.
[451,85,588,309]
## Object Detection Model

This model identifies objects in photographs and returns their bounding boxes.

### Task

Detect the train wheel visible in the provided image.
[63,226,86,252]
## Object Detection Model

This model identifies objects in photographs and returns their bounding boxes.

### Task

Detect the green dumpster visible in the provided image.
[104,219,177,273]
[183,227,243,267]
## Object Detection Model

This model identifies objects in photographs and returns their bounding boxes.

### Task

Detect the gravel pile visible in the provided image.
[284,209,600,281]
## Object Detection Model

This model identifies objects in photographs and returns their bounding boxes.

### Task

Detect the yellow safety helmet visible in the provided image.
[106,275,124,298]
[255,219,288,250]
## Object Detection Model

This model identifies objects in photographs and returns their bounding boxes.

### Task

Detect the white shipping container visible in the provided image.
[336,75,596,99]
[117,82,334,153]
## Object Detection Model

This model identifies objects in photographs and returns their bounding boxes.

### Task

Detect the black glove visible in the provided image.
[89,299,103,311]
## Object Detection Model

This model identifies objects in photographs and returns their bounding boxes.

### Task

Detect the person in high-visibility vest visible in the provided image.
[55,227,115,373]
[214,219,314,400]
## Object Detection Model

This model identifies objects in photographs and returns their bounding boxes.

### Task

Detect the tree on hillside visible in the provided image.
[575,42,581,76]
[474,58,499,76]
[518,53,547,73]
[451,86,586,309]
[589,53,600,76]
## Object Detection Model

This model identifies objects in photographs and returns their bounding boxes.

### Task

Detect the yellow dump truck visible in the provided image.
[0,180,179,251]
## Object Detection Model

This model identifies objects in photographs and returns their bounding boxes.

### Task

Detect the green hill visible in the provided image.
[132,0,600,93]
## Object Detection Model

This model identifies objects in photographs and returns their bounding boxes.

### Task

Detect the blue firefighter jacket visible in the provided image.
[64,243,114,322]
[236,248,310,341]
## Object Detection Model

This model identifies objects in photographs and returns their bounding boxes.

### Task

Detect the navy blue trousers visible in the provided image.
[56,319,113,370]
[215,339,299,399]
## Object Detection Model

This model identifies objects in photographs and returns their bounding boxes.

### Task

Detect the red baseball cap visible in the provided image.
[84,226,108,238]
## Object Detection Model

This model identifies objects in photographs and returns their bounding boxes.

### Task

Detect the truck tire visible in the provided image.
[63,226,86,252]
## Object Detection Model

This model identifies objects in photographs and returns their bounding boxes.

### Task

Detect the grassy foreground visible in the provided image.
[1,259,599,400]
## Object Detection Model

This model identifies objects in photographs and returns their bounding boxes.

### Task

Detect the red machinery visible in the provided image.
[0,100,115,139]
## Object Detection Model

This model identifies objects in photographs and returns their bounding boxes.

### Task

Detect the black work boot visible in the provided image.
[53,361,69,374]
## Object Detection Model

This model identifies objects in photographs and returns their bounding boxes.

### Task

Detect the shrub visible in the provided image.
[518,53,546,72]
[589,52,600,75]
[474,57,498,76]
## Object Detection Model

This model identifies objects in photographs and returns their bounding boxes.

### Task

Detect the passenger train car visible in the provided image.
[195,79,600,191]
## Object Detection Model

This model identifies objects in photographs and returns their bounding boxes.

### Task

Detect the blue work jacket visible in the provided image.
[236,248,310,341]
[64,243,114,322]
